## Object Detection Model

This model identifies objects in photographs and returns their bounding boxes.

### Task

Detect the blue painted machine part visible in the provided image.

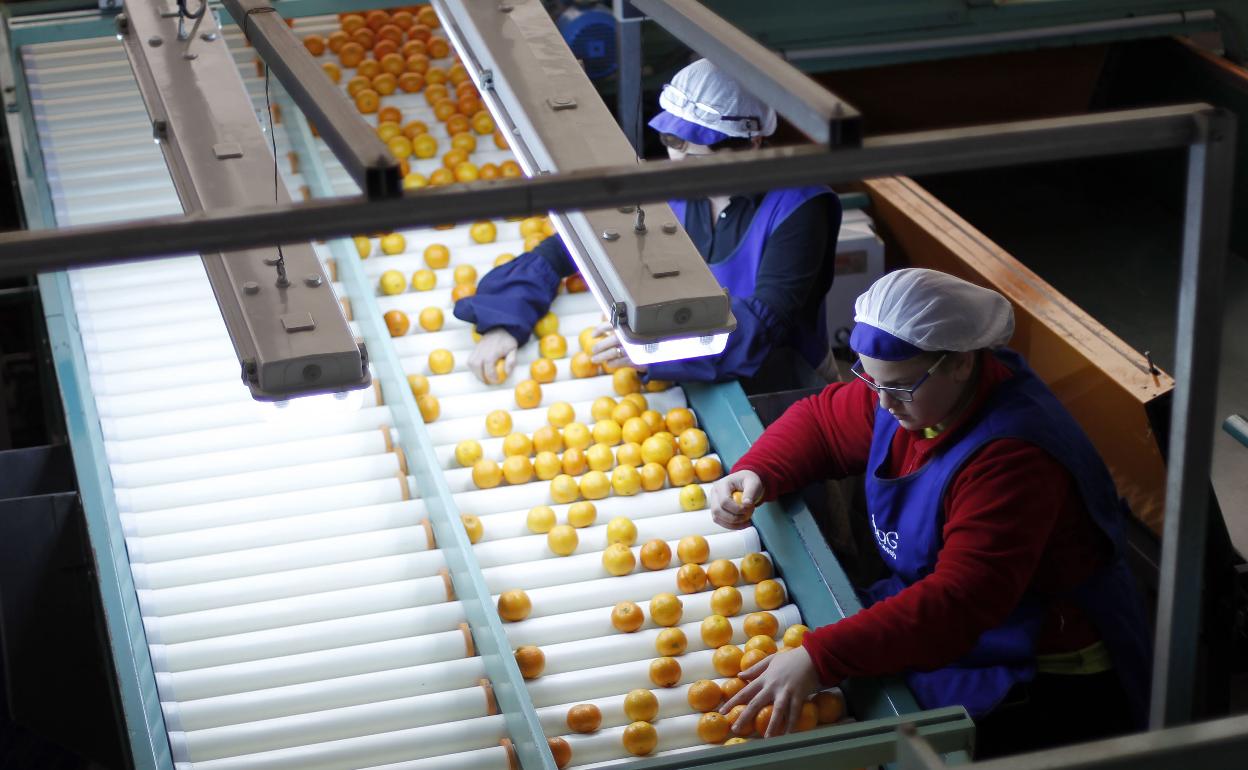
[557,4,618,80]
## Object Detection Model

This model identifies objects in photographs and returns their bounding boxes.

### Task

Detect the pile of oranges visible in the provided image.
[301,7,519,188]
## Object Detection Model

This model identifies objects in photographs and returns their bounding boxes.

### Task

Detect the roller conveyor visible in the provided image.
[8,4,952,770]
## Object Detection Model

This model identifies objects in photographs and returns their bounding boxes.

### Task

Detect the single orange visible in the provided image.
[566,703,602,733]
[756,579,786,611]
[814,690,846,724]
[706,559,740,588]
[710,586,743,617]
[712,644,743,677]
[639,539,671,571]
[676,563,707,594]
[739,648,768,672]
[623,689,659,722]
[721,677,747,700]
[727,704,754,736]
[622,721,658,756]
[648,656,681,687]
[686,679,723,711]
[700,614,733,648]
[514,645,544,679]
[743,611,779,639]
[655,627,687,656]
[697,712,732,744]
[676,535,709,565]
[754,704,774,736]
[611,601,644,633]
[383,309,409,337]
[497,589,531,622]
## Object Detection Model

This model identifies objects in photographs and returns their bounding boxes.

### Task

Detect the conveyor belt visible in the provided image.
[19,8,869,770]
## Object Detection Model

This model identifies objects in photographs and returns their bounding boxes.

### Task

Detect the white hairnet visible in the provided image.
[657,59,777,139]
[851,268,1015,359]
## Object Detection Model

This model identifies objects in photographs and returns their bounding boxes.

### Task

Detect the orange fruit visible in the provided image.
[566,703,602,733]
[700,614,733,648]
[743,611,779,639]
[371,72,398,96]
[739,648,768,672]
[610,464,641,496]
[416,393,439,422]
[328,30,351,53]
[402,171,427,190]
[678,428,710,459]
[570,351,598,378]
[453,162,479,183]
[412,133,438,159]
[347,75,372,98]
[514,645,544,679]
[591,419,622,447]
[667,455,696,487]
[706,559,740,588]
[386,134,412,160]
[303,34,326,56]
[639,462,667,492]
[611,601,644,633]
[676,563,707,594]
[383,309,410,337]
[639,539,671,570]
[452,264,477,286]
[515,379,542,409]
[471,458,502,489]
[649,592,683,627]
[640,435,675,466]
[613,367,641,395]
[623,393,648,412]
[648,656,681,688]
[409,23,432,43]
[494,130,510,150]
[472,110,495,134]
[676,535,709,565]
[502,455,533,485]
[794,701,818,732]
[590,396,617,422]
[721,677,747,700]
[497,589,531,622]
[418,6,440,26]
[756,580,786,611]
[407,373,429,398]
[446,113,471,136]
[726,704,753,736]
[533,424,563,453]
[694,456,723,482]
[549,733,571,768]
[567,501,597,528]
[527,505,556,534]
[402,39,427,58]
[655,627,687,656]
[428,37,450,58]
[398,70,424,93]
[546,402,575,428]
[357,58,381,79]
[665,407,696,434]
[602,542,635,576]
[450,284,476,301]
[623,689,659,722]
[354,89,380,114]
[754,704,775,736]
[391,10,414,30]
[338,41,365,68]
[616,442,643,468]
[687,679,724,711]
[697,712,732,744]
[782,623,809,648]
[621,416,651,445]
[605,517,638,547]
[321,61,342,83]
[533,451,561,480]
[712,644,743,677]
[740,553,773,583]
[710,586,743,617]
[416,307,443,332]
[441,147,468,169]
[547,522,578,554]
[679,484,707,512]
[428,348,454,375]
[461,514,483,544]
[500,160,523,178]
[479,163,501,181]
[550,473,580,504]
[539,334,568,360]
[814,691,846,724]
[586,444,614,472]
[622,721,658,756]
[579,470,610,500]
[484,409,512,437]
[529,357,557,384]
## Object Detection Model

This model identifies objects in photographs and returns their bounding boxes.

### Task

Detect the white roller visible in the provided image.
[110,429,391,488]
[119,476,412,537]
[174,684,491,763]
[136,550,450,616]
[126,500,427,564]
[561,712,704,767]
[526,649,720,708]
[390,312,598,360]
[535,605,800,677]
[479,523,754,592]
[356,745,511,770]
[424,387,687,445]
[503,592,793,650]
[75,297,230,334]
[144,574,453,645]
[471,488,687,541]
[132,525,439,591]
[104,405,392,465]
[167,656,487,732]
[115,452,404,513]
[177,713,508,770]
[473,513,746,570]
[156,622,472,701]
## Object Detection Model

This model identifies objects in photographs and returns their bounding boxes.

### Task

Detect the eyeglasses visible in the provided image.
[659,132,755,154]
[851,354,947,403]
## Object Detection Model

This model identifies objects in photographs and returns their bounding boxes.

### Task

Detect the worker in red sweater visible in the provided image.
[714,268,1151,757]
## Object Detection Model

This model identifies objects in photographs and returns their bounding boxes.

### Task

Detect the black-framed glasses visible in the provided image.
[851,354,947,403]
[659,132,757,154]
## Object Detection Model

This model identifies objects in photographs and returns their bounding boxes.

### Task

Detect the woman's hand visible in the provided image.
[589,322,648,373]
[468,328,518,384]
[709,470,764,530]
[720,645,821,737]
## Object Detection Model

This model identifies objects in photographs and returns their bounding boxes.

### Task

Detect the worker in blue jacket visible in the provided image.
[454,59,842,392]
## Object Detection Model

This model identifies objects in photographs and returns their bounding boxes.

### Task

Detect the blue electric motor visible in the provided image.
[556,3,617,80]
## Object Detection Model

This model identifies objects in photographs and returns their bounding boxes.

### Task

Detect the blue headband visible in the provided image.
[850,323,925,361]
[648,110,731,146]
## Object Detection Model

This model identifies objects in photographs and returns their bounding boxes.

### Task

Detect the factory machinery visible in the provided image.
[2,2,974,769]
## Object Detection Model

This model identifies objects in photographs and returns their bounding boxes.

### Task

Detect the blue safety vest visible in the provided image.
[670,186,833,367]
[860,349,1151,725]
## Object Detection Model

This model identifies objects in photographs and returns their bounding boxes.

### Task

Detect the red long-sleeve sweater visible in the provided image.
[733,353,1111,686]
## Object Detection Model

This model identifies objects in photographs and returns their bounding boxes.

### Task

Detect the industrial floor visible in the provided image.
[917,150,1248,557]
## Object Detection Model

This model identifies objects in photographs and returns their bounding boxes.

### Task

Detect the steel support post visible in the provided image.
[614,0,644,154]
[1150,107,1238,728]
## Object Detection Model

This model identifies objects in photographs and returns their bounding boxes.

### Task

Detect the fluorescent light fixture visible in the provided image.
[431,0,736,365]
[620,332,730,365]
[263,387,364,422]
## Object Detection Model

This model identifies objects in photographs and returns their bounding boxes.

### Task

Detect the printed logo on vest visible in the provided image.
[871,514,899,559]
